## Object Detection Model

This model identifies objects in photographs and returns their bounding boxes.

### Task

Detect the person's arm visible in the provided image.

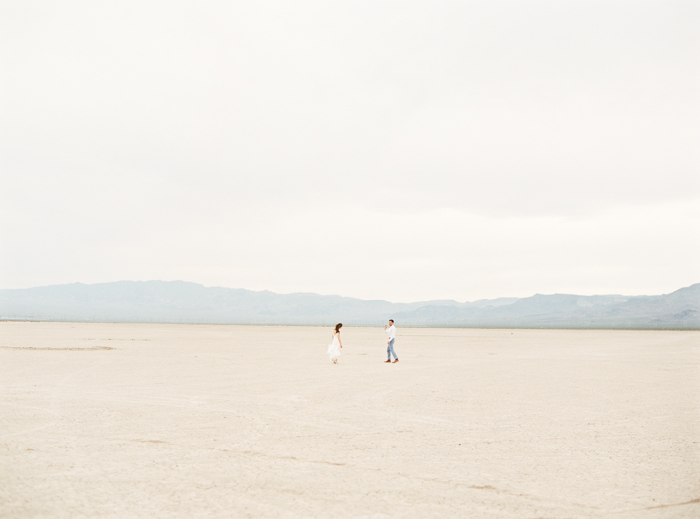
[338,335,342,348]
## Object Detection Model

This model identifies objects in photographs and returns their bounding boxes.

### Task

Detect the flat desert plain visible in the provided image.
[1,322,698,519]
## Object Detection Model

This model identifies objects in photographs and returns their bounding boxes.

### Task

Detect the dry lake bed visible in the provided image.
[1,322,698,518]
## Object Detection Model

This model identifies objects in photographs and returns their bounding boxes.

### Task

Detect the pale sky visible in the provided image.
[1,1,698,302]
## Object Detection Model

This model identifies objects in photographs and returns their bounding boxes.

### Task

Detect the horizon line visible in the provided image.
[2,279,698,305]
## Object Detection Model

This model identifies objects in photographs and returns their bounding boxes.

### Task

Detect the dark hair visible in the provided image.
[335,323,343,333]
[389,319,394,323]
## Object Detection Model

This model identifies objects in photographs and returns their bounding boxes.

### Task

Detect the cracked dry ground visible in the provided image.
[1,322,698,518]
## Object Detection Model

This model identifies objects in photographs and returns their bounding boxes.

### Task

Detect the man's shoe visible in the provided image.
[384,360,391,363]
[392,359,399,363]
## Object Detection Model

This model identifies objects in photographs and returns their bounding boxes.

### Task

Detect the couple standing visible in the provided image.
[327,319,398,364]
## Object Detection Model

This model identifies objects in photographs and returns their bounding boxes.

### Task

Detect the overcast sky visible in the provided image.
[1,1,698,302]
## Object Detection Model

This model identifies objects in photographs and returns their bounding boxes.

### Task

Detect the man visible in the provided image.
[384,319,398,363]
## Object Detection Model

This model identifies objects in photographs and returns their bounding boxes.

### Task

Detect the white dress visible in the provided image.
[327,332,341,362]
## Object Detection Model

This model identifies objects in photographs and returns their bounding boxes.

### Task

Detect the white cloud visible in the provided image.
[1,1,698,299]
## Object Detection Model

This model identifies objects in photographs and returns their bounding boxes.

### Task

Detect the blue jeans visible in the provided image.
[387,339,397,360]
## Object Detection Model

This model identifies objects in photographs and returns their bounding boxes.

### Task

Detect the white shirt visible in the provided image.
[384,324,396,340]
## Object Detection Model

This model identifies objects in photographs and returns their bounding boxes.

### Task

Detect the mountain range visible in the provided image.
[1,281,698,329]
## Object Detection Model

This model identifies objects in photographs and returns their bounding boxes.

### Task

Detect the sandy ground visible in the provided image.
[0,322,698,519]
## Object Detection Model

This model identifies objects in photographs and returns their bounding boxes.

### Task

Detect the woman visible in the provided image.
[327,323,343,364]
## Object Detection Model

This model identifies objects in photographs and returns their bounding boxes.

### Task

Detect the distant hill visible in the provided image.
[0,281,698,329]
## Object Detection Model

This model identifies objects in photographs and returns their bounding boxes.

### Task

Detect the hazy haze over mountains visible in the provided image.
[1,281,698,329]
